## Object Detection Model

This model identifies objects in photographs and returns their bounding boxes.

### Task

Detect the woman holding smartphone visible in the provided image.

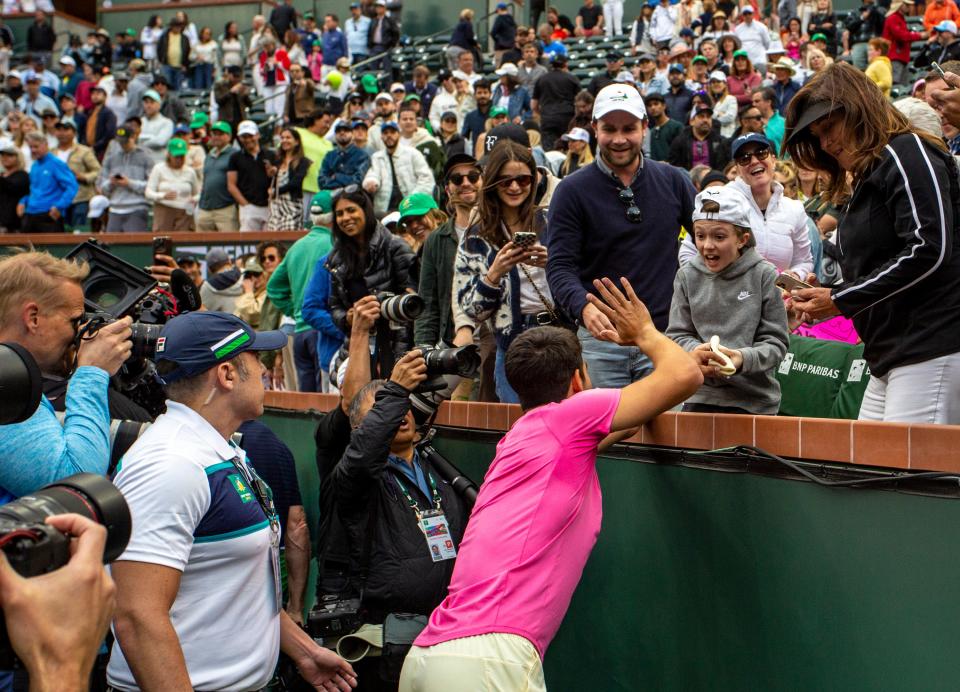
[786,62,960,423]
[454,140,560,403]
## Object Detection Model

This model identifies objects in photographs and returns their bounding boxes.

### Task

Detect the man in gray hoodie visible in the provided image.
[97,125,155,232]
[666,185,789,414]
[200,248,243,313]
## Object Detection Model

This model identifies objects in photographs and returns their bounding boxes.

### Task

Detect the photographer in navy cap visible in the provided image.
[109,311,357,692]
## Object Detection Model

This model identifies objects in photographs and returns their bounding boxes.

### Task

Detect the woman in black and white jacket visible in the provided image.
[785,62,960,424]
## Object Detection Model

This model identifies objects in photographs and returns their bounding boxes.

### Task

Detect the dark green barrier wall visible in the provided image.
[260,410,960,691]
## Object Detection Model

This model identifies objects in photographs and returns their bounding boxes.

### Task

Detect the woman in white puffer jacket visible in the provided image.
[679,133,812,278]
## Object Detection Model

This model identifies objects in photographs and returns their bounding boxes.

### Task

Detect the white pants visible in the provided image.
[604,0,624,37]
[399,633,546,692]
[858,351,960,424]
[262,83,287,118]
[239,204,270,231]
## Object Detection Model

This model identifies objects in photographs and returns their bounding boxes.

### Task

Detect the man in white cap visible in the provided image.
[57,55,82,98]
[227,120,277,231]
[914,19,960,69]
[546,83,696,387]
[138,88,174,164]
[734,5,771,74]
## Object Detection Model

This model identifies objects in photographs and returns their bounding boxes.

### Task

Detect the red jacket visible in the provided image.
[258,48,291,84]
[882,11,922,64]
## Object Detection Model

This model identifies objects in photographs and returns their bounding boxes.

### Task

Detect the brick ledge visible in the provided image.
[263,391,960,474]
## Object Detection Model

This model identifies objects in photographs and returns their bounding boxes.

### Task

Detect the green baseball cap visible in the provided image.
[733,49,749,59]
[403,93,421,102]
[692,55,707,64]
[167,138,188,156]
[489,106,509,118]
[811,33,827,42]
[398,192,438,219]
[190,115,208,130]
[125,28,137,36]
[311,190,333,214]
[210,120,232,135]
[360,73,379,94]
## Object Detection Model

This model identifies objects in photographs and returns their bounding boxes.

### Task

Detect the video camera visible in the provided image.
[67,239,200,417]
[0,473,132,667]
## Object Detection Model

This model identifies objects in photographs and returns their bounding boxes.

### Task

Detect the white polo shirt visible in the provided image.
[107,401,280,691]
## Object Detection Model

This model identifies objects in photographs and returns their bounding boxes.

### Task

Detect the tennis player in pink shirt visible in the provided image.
[399,277,703,691]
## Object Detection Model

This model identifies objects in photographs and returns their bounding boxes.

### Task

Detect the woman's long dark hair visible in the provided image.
[280,127,305,168]
[224,21,238,38]
[785,61,945,202]
[478,140,539,247]
[330,189,378,277]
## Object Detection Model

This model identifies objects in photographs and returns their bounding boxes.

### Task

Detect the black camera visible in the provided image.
[418,344,481,393]
[0,473,132,668]
[378,292,425,323]
[307,595,363,639]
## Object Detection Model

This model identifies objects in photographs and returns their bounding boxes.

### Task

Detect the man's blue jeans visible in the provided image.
[577,327,653,388]
[293,329,320,393]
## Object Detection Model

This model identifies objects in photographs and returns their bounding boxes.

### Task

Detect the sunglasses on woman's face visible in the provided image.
[448,170,481,186]
[735,147,771,167]
[495,174,533,189]
[263,254,278,262]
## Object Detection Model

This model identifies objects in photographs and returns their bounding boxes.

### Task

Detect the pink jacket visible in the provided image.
[727,71,762,107]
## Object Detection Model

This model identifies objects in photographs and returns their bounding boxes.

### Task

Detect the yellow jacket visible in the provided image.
[866,56,893,98]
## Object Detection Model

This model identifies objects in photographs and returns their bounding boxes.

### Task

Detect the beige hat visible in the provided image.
[772,57,797,75]
[669,42,694,60]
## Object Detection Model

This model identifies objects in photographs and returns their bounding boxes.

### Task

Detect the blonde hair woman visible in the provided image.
[559,127,594,177]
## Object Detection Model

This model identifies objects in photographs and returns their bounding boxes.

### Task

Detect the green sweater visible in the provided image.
[266,225,333,332]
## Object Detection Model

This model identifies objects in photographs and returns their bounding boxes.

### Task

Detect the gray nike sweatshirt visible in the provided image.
[666,247,789,414]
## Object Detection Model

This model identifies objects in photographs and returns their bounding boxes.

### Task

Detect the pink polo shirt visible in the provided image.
[415,387,621,658]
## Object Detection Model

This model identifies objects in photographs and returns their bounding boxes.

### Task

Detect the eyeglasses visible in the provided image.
[494,174,533,189]
[735,147,771,167]
[448,170,481,186]
[263,254,279,262]
[618,186,642,223]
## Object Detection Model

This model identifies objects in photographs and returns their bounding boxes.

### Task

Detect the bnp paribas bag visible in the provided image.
[776,335,871,420]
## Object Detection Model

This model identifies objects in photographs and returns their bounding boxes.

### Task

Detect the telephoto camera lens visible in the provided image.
[422,344,482,378]
[130,322,163,360]
[0,473,131,668]
[0,343,42,425]
[378,292,425,323]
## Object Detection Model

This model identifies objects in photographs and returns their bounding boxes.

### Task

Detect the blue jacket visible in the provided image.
[344,15,371,56]
[322,28,349,66]
[461,106,491,146]
[491,84,532,122]
[21,152,79,214]
[301,254,345,372]
[773,79,801,115]
[546,158,695,330]
[317,144,371,190]
[0,367,110,500]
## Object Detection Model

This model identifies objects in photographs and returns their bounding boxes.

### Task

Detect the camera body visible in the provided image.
[307,595,363,639]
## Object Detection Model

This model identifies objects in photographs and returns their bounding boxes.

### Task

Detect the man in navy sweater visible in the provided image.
[546,83,696,387]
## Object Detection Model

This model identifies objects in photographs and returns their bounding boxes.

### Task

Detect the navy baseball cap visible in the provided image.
[731,132,772,159]
[155,312,286,384]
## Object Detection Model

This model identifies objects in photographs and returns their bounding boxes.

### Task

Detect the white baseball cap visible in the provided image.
[374,91,393,103]
[935,19,958,34]
[614,70,636,84]
[87,195,110,219]
[495,62,519,77]
[562,127,591,143]
[59,55,76,66]
[708,70,727,82]
[381,210,401,227]
[389,81,405,92]
[592,83,647,122]
[451,70,469,82]
[692,185,753,228]
[237,120,259,137]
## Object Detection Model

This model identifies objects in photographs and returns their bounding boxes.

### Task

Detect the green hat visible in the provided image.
[811,33,827,42]
[360,73,379,94]
[403,93,421,102]
[189,112,209,129]
[313,39,322,47]
[733,49,749,59]
[489,106,509,118]
[167,138,188,157]
[211,120,232,135]
[311,190,333,214]
[692,55,707,64]
[304,10,315,18]
[125,28,137,36]
[398,192,438,219]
